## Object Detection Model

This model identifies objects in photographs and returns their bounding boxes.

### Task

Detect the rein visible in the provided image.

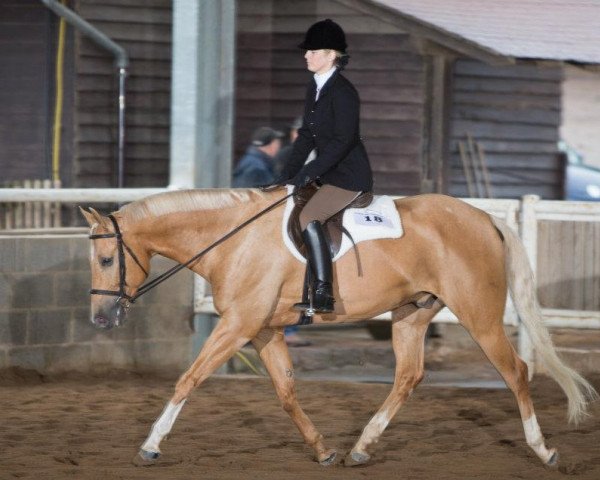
[89,190,294,305]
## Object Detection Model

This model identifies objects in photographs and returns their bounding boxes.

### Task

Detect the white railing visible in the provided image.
[0,188,171,203]
[2,188,599,373]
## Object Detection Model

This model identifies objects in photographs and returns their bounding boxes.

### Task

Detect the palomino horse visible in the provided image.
[81,188,596,468]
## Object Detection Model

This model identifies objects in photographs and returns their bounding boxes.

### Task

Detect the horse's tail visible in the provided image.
[490,215,598,424]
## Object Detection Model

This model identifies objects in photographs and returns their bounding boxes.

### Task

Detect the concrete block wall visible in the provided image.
[0,232,195,374]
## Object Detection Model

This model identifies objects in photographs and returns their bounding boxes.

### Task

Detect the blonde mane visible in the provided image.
[120,188,258,222]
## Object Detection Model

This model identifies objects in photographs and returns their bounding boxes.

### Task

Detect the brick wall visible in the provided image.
[0,232,195,374]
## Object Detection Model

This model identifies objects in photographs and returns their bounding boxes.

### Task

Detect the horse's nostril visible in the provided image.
[94,315,109,328]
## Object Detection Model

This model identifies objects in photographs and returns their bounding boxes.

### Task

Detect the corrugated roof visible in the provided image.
[370,0,600,64]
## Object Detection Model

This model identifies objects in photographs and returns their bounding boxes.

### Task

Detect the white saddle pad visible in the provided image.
[282,185,404,263]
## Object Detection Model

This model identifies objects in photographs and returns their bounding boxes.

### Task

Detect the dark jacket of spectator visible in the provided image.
[232,146,276,187]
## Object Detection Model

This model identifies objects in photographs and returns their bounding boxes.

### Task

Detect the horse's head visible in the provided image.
[80,207,150,330]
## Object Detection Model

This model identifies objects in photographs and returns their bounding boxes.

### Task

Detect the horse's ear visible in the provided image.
[79,207,95,226]
[79,206,104,227]
[88,208,105,225]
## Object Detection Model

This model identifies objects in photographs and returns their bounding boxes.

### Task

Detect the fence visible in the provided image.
[0,187,195,374]
[1,188,599,374]
[1,180,62,229]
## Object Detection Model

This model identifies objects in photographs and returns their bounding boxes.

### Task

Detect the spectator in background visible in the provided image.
[232,127,285,188]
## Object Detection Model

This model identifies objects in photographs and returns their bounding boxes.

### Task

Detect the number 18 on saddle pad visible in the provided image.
[282,188,404,263]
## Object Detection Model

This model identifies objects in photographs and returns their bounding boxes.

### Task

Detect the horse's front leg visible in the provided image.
[253,328,337,466]
[135,315,255,464]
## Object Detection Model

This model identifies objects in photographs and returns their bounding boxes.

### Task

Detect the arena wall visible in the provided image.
[0,232,194,374]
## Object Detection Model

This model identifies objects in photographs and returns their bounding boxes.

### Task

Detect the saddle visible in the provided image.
[287,184,373,258]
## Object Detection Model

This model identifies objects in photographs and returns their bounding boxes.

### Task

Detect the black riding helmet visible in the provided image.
[298,18,347,53]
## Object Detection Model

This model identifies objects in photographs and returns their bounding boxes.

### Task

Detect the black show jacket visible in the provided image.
[280,69,373,192]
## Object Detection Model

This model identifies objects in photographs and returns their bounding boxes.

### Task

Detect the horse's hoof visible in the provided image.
[545,449,559,469]
[132,449,160,467]
[344,451,370,467]
[318,449,337,466]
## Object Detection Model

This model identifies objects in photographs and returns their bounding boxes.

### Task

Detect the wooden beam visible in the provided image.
[519,59,600,72]
[410,37,458,60]
[333,0,515,66]
[574,63,600,73]
[421,54,454,194]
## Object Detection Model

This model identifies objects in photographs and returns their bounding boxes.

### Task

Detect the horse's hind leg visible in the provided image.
[252,328,337,466]
[135,317,255,464]
[457,304,557,466]
[345,301,443,466]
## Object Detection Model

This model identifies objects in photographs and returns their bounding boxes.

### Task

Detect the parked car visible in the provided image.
[560,141,600,201]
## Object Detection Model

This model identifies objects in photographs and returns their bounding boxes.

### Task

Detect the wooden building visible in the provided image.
[1,0,599,199]
[73,0,172,188]
[237,0,599,198]
[0,0,171,188]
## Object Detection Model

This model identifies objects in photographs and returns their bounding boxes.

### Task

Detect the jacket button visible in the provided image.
[312,134,316,137]
[311,110,314,113]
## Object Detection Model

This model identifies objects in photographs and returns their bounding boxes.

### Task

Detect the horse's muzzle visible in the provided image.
[92,300,128,330]
[92,313,113,330]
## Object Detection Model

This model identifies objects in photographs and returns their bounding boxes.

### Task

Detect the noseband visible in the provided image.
[89,214,148,306]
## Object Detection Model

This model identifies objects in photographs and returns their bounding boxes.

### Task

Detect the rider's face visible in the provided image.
[304,49,336,75]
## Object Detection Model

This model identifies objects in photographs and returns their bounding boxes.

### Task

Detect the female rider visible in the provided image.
[278,19,373,314]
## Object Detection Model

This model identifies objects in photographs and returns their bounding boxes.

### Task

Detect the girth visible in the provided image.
[287,184,373,258]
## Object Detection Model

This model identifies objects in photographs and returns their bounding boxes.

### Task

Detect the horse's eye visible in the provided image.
[100,257,113,267]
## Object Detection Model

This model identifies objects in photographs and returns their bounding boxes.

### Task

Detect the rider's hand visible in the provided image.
[291,175,312,188]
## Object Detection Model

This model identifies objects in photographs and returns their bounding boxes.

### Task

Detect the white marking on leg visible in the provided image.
[353,409,390,454]
[523,414,554,463]
[141,400,186,453]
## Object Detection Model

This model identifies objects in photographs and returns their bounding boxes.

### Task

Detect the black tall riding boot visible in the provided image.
[293,221,335,313]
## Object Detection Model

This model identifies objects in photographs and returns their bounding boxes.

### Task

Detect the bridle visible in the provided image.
[88,189,295,308]
[89,214,148,307]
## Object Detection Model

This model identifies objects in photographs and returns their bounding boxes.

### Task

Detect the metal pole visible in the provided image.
[169,0,235,190]
[170,0,236,364]
[40,0,128,68]
[117,68,127,188]
[41,0,129,189]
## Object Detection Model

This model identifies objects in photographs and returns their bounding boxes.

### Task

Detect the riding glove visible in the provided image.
[291,174,313,188]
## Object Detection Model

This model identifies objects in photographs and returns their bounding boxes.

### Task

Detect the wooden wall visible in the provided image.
[538,220,600,310]
[3,0,568,199]
[236,0,425,195]
[449,59,564,199]
[0,0,73,182]
[74,0,171,187]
